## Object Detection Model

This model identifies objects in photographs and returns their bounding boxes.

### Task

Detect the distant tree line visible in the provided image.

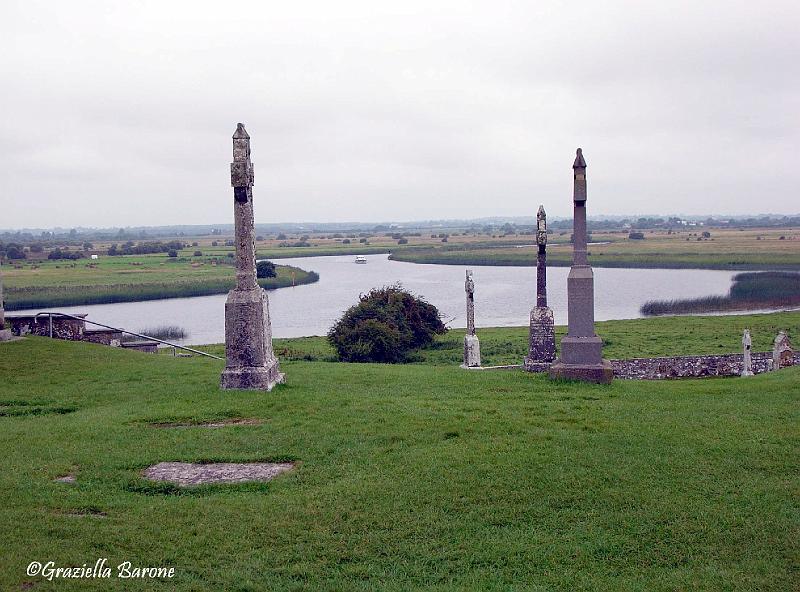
[107,240,185,256]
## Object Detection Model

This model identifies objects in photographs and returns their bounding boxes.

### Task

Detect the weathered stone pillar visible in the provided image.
[462,269,481,368]
[549,149,613,383]
[772,330,793,370]
[741,329,753,376]
[524,205,555,371]
[220,123,284,390]
[0,259,10,341]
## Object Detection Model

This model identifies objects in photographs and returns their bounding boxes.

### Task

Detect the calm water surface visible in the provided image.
[17,255,736,345]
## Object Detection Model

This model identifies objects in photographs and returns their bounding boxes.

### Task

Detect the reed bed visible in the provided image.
[641,271,800,315]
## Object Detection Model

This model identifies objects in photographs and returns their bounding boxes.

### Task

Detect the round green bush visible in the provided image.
[328,285,446,363]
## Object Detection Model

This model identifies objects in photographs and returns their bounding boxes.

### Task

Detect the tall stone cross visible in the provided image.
[465,269,476,336]
[524,205,556,371]
[462,269,481,368]
[536,205,548,308]
[220,123,284,391]
[549,149,613,383]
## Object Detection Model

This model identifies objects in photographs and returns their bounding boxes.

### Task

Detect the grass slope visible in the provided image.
[1,315,798,591]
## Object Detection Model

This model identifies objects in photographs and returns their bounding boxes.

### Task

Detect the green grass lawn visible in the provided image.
[1,313,798,590]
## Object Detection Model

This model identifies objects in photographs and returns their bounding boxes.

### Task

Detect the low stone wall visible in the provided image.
[7,314,87,341]
[610,351,799,380]
[84,329,123,347]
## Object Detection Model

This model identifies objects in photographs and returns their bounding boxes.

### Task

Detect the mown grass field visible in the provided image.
[1,312,798,591]
[2,253,318,310]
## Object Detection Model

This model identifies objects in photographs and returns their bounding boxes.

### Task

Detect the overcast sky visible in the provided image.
[1,0,797,229]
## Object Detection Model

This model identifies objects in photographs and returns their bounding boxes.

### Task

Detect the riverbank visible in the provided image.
[4,257,318,310]
[1,313,796,591]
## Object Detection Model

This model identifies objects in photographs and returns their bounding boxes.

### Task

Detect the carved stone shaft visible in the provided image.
[220,123,284,391]
[465,269,476,336]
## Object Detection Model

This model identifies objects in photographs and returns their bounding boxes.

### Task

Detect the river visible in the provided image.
[14,254,736,345]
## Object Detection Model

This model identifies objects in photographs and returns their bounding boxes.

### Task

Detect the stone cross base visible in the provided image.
[462,334,481,368]
[559,335,603,365]
[220,363,284,390]
[523,306,555,372]
[0,329,11,342]
[220,287,284,391]
[549,359,614,384]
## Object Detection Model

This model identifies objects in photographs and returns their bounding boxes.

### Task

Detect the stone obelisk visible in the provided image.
[524,205,556,371]
[549,149,613,383]
[462,269,481,368]
[0,259,10,341]
[220,123,284,390]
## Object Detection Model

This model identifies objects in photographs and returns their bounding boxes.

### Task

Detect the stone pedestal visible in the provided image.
[524,306,555,372]
[220,287,284,390]
[462,334,481,368]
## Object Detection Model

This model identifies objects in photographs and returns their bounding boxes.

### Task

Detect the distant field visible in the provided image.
[389,227,800,270]
[3,251,318,310]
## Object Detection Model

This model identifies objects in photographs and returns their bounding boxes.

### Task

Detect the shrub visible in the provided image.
[628,231,645,240]
[359,238,367,243]
[167,250,178,258]
[328,285,446,363]
[256,260,277,279]
[398,238,408,245]
[702,231,711,238]
[193,250,203,257]
[342,239,351,244]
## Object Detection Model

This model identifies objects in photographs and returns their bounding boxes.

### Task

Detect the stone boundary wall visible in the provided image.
[610,351,799,380]
[7,314,87,341]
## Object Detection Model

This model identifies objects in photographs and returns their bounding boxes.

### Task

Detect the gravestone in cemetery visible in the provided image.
[772,330,793,370]
[462,269,481,368]
[741,329,753,376]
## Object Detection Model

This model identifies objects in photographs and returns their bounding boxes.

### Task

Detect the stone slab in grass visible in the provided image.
[150,418,263,429]
[143,462,294,487]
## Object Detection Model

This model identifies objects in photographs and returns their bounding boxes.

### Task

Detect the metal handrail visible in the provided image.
[33,312,222,360]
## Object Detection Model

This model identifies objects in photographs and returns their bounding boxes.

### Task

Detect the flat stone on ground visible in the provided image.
[143,462,294,486]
